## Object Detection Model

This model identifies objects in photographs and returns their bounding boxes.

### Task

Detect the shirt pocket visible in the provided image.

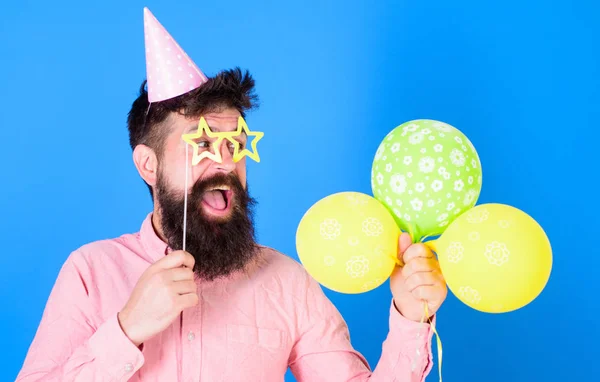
[224,324,289,382]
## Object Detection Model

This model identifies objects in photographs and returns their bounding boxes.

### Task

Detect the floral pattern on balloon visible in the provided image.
[372,119,482,240]
[296,192,401,294]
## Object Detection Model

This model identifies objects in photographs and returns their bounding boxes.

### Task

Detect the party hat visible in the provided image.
[143,7,208,102]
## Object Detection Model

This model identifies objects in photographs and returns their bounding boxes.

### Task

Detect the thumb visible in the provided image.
[155,250,195,271]
[398,232,413,259]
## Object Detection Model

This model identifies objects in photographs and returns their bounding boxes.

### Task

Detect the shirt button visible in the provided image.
[124,363,133,372]
[187,331,196,341]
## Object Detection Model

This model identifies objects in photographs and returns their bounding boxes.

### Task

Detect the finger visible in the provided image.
[177,292,199,310]
[180,251,196,269]
[404,270,442,293]
[172,280,197,295]
[401,257,440,279]
[165,266,195,282]
[402,243,434,264]
[398,232,413,256]
[157,250,196,270]
[410,285,445,305]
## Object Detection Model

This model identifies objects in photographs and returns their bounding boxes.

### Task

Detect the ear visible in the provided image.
[133,144,159,187]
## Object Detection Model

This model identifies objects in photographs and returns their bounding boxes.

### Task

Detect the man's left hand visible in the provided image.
[390,232,448,322]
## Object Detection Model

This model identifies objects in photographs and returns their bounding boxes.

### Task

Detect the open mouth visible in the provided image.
[200,185,234,217]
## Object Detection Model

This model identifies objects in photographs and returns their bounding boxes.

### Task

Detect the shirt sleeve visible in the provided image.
[288,272,434,382]
[15,252,145,382]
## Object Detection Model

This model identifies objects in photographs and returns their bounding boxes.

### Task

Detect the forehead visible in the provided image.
[169,108,242,135]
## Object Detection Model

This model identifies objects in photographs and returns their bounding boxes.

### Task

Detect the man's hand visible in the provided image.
[117,250,198,346]
[390,233,447,322]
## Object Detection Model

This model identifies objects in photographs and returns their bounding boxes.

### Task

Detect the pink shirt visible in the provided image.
[17,213,435,381]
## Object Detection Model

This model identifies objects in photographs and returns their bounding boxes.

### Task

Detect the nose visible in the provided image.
[214,139,236,173]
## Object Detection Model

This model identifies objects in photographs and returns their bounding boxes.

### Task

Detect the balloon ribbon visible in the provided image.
[392,225,443,380]
[421,295,442,381]
[408,222,442,381]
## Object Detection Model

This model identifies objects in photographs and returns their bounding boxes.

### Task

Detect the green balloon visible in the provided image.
[371,119,482,240]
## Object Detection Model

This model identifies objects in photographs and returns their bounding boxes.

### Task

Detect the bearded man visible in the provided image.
[16,8,446,382]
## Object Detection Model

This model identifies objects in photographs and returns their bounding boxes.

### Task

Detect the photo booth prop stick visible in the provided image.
[181,117,264,165]
[181,117,231,165]
[228,117,264,163]
[180,116,264,252]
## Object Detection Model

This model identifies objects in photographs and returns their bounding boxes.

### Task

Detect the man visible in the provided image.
[16,8,447,381]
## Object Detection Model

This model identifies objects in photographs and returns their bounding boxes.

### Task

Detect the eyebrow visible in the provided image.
[184,124,201,133]
[184,123,247,135]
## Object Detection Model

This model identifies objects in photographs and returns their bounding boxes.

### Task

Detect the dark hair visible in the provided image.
[126,67,259,196]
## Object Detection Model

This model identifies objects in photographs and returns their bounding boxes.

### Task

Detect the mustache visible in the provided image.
[191,173,242,195]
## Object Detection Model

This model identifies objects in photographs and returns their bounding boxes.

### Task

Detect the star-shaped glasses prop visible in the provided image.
[181,116,264,165]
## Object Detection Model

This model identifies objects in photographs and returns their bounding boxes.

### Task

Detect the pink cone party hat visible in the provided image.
[143,7,208,103]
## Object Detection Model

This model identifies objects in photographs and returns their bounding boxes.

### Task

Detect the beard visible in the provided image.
[155,169,259,281]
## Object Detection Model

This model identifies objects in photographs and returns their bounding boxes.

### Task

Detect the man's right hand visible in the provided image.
[117,250,198,347]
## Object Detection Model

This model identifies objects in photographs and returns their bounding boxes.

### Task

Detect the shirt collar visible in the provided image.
[139,212,171,262]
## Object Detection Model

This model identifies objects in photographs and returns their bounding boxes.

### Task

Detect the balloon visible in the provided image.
[427,203,552,313]
[371,119,482,240]
[296,192,400,294]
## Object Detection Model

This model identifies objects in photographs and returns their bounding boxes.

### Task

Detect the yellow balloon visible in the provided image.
[296,192,400,294]
[427,203,552,313]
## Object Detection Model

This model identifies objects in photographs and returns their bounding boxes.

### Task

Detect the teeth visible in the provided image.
[208,185,230,191]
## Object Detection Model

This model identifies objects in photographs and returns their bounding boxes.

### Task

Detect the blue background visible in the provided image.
[1,0,597,381]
